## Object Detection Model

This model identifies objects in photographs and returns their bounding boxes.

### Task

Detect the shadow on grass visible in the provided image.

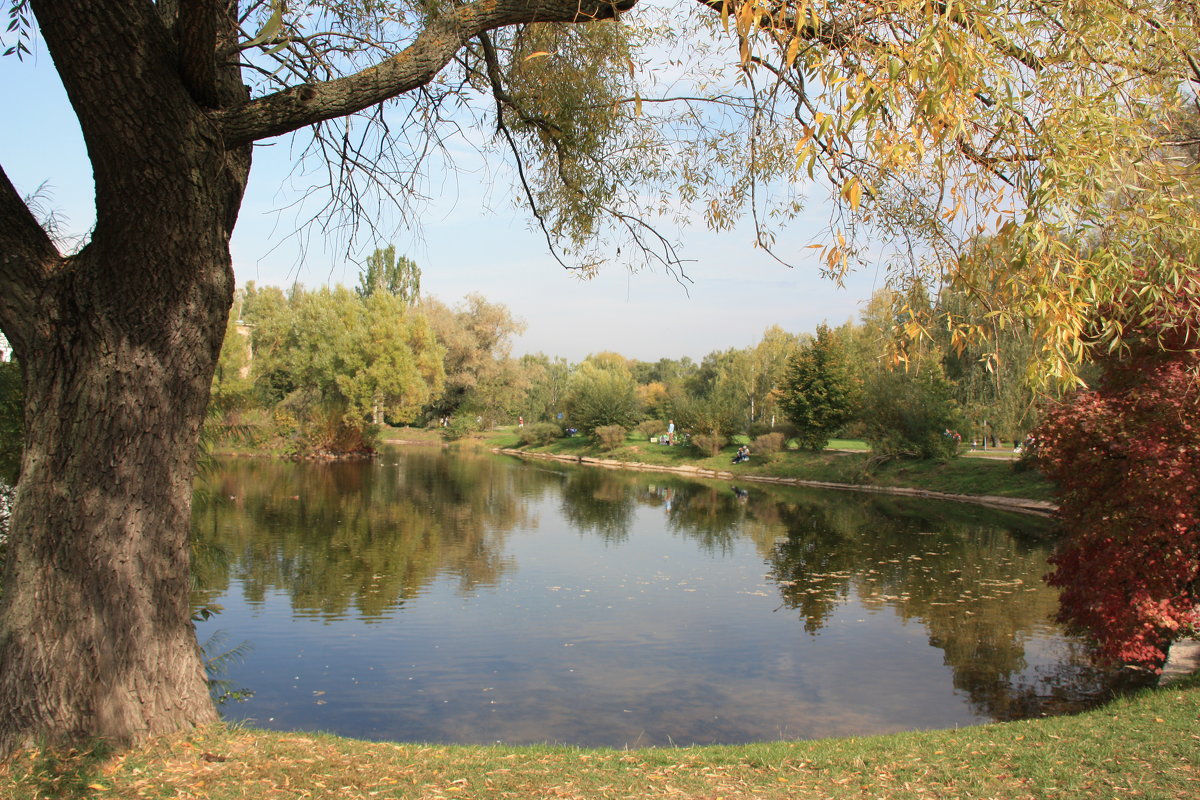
[9,740,116,800]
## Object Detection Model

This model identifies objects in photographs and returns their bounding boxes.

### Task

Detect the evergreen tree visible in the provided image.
[780,324,860,451]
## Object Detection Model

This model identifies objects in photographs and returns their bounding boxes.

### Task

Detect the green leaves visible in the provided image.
[243,0,285,49]
[2,0,32,60]
[566,358,641,434]
[234,284,445,450]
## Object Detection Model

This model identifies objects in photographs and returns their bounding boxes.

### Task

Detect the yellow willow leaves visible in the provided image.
[840,175,863,210]
[757,2,1200,385]
[785,36,801,68]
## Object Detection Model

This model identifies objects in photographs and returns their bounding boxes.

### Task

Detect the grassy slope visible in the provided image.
[5,676,1197,799]
[478,429,1054,502]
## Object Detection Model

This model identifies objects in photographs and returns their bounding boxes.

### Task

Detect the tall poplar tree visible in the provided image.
[356,246,421,304]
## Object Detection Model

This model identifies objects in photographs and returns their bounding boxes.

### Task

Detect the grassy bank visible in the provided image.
[5,676,1196,799]
[470,428,1054,503]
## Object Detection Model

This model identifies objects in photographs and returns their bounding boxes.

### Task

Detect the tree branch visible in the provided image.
[0,163,59,354]
[218,0,638,145]
[476,31,572,270]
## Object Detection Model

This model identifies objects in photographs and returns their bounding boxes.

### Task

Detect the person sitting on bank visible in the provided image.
[732,445,750,464]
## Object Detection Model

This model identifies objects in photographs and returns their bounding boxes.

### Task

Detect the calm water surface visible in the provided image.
[191,447,1126,747]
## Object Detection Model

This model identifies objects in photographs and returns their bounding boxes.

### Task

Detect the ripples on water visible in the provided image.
[191,447,1141,747]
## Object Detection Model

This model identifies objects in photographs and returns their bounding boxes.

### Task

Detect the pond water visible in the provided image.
[191,447,1130,748]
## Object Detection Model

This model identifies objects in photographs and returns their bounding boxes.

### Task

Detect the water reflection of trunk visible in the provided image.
[752,488,1133,719]
[190,451,553,620]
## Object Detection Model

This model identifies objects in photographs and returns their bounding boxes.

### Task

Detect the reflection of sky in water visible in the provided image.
[194,451,1122,747]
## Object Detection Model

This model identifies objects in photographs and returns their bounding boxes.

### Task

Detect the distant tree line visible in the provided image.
[206,249,1040,462]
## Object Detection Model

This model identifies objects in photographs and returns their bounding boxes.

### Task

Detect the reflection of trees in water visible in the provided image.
[191,450,554,621]
[748,487,1143,719]
[552,468,1148,719]
[559,469,637,544]
[556,471,1135,719]
[194,453,1146,720]
[564,471,749,553]
[660,483,745,555]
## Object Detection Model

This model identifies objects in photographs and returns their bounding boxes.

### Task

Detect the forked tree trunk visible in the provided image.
[0,0,625,756]
[0,0,254,754]
[0,144,249,759]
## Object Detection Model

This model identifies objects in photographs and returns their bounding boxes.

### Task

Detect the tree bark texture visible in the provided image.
[0,0,250,754]
[0,158,251,757]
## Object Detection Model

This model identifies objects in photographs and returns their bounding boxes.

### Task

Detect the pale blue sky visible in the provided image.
[1,40,884,363]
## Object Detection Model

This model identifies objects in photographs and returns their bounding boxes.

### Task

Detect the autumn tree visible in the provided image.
[517,353,572,423]
[681,348,757,439]
[422,294,527,429]
[927,238,1045,448]
[750,325,802,430]
[860,357,963,461]
[1032,273,1200,669]
[1036,349,1200,669]
[244,285,444,451]
[566,355,642,434]
[3,0,1200,753]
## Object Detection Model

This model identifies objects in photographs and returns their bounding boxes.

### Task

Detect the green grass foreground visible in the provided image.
[4,676,1197,799]
[469,428,1054,503]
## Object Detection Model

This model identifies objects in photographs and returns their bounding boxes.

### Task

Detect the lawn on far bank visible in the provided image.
[466,427,1054,503]
[4,675,1196,799]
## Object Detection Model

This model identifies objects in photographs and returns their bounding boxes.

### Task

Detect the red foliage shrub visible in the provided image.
[1035,342,1200,670]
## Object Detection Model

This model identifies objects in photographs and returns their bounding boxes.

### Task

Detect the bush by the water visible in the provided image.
[518,422,562,446]
[692,433,727,457]
[860,364,963,461]
[440,415,479,441]
[593,425,628,451]
[636,419,666,439]
[752,432,786,455]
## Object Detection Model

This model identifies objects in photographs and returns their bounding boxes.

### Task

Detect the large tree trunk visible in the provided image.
[0,0,251,754]
[0,209,247,753]
[0,0,628,756]
[0,318,219,751]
